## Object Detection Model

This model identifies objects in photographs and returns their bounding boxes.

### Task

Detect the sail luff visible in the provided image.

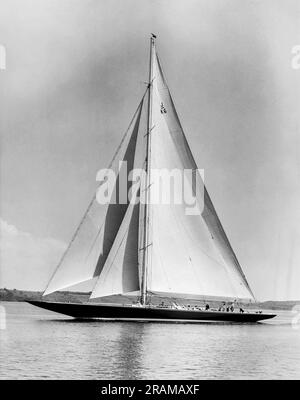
[140,35,155,305]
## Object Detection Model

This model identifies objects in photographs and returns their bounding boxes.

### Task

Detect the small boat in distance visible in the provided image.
[28,35,276,323]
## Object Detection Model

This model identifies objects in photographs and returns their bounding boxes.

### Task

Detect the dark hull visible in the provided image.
[27,301,276,323]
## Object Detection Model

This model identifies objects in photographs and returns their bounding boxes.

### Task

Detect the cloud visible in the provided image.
[0,219,66,290]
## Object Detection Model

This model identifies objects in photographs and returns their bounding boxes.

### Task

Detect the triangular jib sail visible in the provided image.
[44,36,255,303]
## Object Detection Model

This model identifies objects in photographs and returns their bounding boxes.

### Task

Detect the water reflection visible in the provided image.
[110,323,145,379]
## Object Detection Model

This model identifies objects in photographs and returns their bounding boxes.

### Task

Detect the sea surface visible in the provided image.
[1,301,300,379]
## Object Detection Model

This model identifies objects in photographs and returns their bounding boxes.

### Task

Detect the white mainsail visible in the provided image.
[145,42,255,301]
[43,99,144,295]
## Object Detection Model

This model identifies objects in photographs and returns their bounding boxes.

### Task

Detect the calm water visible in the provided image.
[1,301,300,379]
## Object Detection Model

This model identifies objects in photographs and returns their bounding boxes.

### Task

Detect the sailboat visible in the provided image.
[28,36,275,323]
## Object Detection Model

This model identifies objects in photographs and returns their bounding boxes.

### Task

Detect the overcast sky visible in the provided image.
[0,0,299,300]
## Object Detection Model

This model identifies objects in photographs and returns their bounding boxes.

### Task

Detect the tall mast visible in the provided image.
[140,34,155,306]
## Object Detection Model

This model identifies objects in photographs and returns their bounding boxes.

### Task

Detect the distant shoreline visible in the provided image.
[1,288,299,310]
[0,288,90,304]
